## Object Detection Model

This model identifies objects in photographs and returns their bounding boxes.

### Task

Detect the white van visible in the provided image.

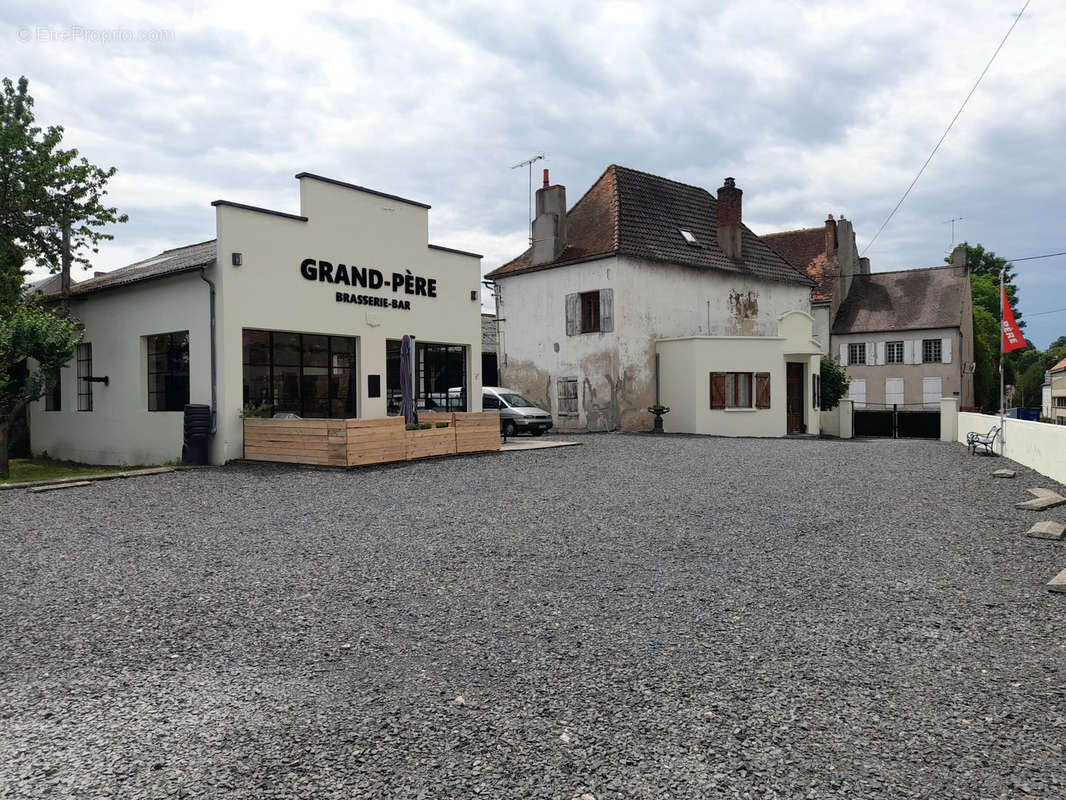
[482,386,554,436]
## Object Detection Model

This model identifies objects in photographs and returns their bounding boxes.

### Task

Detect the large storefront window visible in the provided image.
[242,330,357,418]
[386,339,467,414]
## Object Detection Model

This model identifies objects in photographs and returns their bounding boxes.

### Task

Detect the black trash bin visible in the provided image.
[182,404,211,465]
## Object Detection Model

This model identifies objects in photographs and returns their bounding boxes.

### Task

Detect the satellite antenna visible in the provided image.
[512,153,545,245]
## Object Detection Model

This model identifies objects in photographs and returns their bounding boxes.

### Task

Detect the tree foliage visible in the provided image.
[0,300,83,476]
[0,74,127,290]
[819,356,849,411]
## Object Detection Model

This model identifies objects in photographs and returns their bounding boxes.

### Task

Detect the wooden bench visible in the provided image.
[966,425,1000,456]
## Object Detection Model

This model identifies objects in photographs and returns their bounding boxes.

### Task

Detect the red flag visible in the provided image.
[1001,287,1026,352]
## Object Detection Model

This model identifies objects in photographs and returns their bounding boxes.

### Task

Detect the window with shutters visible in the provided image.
[580,291,600,333]
[848,343,866,366]
[922,377,942,407]
[76,343,93,412]
[886,341,904,364]
[557,377,578,415]
[922,339,942,363]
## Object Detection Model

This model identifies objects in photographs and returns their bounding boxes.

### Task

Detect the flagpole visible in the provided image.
[999,266,1005,452]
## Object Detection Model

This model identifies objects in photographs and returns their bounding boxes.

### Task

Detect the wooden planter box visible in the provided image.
[243,412,499,468]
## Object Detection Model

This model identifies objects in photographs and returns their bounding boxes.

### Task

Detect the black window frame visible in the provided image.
[147,331,190,412]
[848,343,866,366]
[76,343,93,412]
[241,329,358,419]
[922,338,942,363]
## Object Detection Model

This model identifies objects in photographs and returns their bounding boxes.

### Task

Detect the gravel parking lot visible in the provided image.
[2,434,1065,799]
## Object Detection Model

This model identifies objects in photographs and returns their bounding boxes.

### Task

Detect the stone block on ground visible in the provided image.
[1048,568,1066,593]
[1027,521,1066,540]
[992,469,1016,478]
[1016,489,1066,511]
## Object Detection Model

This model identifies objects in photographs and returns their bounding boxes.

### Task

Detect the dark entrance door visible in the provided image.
[786,362,804,434]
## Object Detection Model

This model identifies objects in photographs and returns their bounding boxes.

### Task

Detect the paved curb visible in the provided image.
[1,466,177,492]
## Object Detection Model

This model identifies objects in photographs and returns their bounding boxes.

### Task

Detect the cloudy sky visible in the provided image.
[5,0,1064,347]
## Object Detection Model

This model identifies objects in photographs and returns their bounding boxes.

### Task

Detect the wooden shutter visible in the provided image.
[565,293,578,336]
[755,372,771,409]
[905,339,918,365]
[599,288,614,332]
[875,341,885,366]
[839,343,848,366]
[866,341,876,365]
[941,337,952,364]
[710,372,726,409]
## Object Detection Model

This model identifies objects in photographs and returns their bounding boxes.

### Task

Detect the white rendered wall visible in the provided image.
[496,254,813,432]
[213,177,484,463]
[956,411,1066,485]
[28,272,212,465]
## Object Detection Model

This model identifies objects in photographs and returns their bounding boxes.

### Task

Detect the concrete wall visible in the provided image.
[956,411,1066,485]
[213,176,484,463]
[28,272,212,466]
[496,254,813,432]
[833,327,969,408]
[811,302,831,354]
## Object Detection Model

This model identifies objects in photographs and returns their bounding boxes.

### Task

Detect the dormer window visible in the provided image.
[678,228,700,247]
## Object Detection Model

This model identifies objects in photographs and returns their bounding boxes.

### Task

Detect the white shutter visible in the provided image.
[876,341,885,366]
[599,288,614,333]
[848,379,866,409]
[922,377,942,407]
[839,343,848,366]
[904,340,917,365]
[885,378,904,406]
[864,341,874,366]
[941,337,952,364]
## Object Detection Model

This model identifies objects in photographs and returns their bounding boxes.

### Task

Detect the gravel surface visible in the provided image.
[2,434,1065,799]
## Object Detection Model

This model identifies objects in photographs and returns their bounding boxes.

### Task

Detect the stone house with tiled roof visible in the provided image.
[764,216,975,411]
[1049,357,1066,425]
[485,166,823,437]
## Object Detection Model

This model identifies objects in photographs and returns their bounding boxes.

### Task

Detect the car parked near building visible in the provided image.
[482,386,553,436]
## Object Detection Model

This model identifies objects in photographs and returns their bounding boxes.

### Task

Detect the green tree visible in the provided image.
[0,75,127,295]
[0,300,82,476]
[972,306,999,412]
[819,356,849,411]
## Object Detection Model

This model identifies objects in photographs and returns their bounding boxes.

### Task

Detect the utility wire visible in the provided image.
[861,1,1031,256]
[1025,306,1066,318]
[1004,250,1066,262]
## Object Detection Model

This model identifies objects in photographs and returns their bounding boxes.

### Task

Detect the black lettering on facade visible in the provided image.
[318,260,334,282]
[334,263,350,285]
[368,270,384,290]
[426,278,437,298]
[301,258,317,280]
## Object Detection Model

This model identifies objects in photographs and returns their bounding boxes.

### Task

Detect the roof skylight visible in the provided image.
[678,228,700,246]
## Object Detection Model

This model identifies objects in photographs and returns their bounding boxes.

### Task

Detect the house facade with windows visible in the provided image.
[764,218,975,412]
[830,264,975,409]
[1050,358,1066,425]
[485,166,822,437]
[28,173,485,465]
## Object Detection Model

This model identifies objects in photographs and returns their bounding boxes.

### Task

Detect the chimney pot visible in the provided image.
[543,168,549,187]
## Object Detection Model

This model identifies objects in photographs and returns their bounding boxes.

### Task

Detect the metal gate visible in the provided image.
[854,406,940,439]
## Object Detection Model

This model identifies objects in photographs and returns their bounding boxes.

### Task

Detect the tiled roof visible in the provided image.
[831,265,968,334]
[486,165,811,286]
[66,240,217,297]
[1051,357,1066,373]
[761,226,838,302]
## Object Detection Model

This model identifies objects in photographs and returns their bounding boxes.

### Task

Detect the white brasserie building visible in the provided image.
[29,173,485,466]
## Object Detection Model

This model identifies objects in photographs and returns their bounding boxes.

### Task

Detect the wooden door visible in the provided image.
[786,362,804,434]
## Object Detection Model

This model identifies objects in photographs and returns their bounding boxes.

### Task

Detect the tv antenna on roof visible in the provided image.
[512,153,545,246]
[942,216,966,248]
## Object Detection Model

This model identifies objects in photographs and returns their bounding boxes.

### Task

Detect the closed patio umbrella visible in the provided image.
[400,335,418,425]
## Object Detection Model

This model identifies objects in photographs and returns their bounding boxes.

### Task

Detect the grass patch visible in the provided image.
[1,458,154,485]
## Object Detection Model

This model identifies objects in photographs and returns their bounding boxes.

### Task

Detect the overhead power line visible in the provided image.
[1025,306,1066,318]
[862,0,1031,256]
[1004,251,1066,263]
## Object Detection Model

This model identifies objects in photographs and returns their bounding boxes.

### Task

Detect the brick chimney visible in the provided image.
[716,177,743,260]
[824,214,838,257]
[531,168,568,266]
